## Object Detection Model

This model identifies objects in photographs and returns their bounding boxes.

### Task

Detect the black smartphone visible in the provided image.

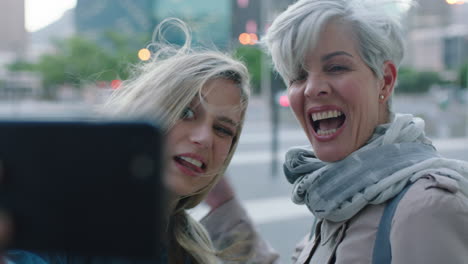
[0,120,166,259]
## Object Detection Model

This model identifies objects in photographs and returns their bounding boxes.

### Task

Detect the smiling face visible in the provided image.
[165,78,242,196]
[288,21,395,162]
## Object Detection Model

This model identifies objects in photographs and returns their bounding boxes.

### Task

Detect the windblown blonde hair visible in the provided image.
[101,18,250,264]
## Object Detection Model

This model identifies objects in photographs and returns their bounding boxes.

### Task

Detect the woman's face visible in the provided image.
[288,22,392,162]
[165,78,242,196]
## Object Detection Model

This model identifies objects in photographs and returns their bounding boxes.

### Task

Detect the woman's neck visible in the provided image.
[167,192,180,215]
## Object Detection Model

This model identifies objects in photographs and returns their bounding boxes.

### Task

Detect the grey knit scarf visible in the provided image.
[284,114,468,222]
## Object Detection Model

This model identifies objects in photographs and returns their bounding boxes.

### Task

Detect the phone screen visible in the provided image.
[0,120,166,258]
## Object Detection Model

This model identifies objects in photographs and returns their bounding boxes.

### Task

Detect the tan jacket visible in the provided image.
[202,174,468,264]
[201,197,280,263]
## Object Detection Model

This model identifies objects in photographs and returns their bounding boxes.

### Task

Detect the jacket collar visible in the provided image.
[319,219,347,245]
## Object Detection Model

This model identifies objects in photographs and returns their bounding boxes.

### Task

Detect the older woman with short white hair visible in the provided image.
[203,0,468,263]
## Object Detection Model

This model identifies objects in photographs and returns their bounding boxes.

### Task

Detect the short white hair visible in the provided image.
[263,0,411,85]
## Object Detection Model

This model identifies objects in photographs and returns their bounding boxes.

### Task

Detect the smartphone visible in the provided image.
[0,120,166,258]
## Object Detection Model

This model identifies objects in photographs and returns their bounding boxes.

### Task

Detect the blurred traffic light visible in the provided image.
[111,79,122,89]
[279,94,290,107]
[238,33,258,45]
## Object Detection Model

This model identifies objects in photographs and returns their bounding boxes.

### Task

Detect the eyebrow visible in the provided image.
[321,51,353,62]
[217,116,239,128]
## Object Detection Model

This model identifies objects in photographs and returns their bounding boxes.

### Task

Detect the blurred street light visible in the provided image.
[239,33,250,45]
[249,33,258,44]
[138,48,151,61]
[237,0,249,8]
[446,0,466,4]
[111,79,122,90]
[246,20,258,34]
[278,92,290,107]
[238,33,258,45]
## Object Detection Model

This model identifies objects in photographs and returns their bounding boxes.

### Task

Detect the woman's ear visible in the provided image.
[379,61,397,102]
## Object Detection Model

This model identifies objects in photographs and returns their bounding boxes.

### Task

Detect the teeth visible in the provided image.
[317,128,337,136]
[311,110,342,121]
[179,156,203,168]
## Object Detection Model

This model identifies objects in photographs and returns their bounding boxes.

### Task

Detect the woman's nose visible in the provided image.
[190,124,213,148]
[304,74,331,98]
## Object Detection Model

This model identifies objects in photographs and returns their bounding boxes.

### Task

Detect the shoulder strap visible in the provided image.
[372,183,413,264]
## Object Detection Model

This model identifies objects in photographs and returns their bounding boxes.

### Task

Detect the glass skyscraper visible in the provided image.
[154,0,232,49]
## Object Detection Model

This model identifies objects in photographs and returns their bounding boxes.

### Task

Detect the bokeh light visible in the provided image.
[239,33,251,45]
[138,48,151,61]
[111,79,122,90]
[246,20,257,33]
[446,0,466,4]
[249,33,258,45]
[279,95,290,107]
[237,0,249,8]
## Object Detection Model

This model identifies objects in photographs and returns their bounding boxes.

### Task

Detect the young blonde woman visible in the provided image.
[2,19,251,264]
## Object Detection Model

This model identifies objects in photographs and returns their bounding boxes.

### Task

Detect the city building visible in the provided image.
[74,0,244,50]
[72,0,296,97]
[74,0,295,51]
[75,0,155,49]
[154,0,233,49]
[0,0,27,65]
[29,9,75,61]
[0,0,41,100]
[405,0,468,72]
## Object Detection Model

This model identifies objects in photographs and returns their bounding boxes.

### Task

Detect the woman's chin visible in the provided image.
[317,154,342,162]
[165,177,193,197]
[314,148,350,162]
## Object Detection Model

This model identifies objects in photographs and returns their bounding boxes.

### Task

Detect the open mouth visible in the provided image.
[174,156,206,173]
[311,110,346,136]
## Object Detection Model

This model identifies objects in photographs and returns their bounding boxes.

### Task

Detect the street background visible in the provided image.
[1,0,468,263]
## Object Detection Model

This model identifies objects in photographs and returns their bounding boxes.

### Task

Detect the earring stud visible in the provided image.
[379,94,384,100]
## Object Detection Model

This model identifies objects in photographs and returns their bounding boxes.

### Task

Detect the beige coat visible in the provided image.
[202,174,468,264]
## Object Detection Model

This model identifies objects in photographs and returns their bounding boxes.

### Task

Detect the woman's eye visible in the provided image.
[326,65,349,73]
[181,107,195,120]
[289,71,308,86]
[214,125,234,138]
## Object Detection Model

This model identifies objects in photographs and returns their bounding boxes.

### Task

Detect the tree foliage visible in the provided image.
[396,67,446,94]
[458,62,468,89]
[8,32,142,99]
[233,45,263,94]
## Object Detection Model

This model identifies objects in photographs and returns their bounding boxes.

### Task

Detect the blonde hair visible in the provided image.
[101,18,250,263]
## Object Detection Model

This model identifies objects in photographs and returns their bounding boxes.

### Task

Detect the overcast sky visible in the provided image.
[25,0,77,32]
[23,0,420,32]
